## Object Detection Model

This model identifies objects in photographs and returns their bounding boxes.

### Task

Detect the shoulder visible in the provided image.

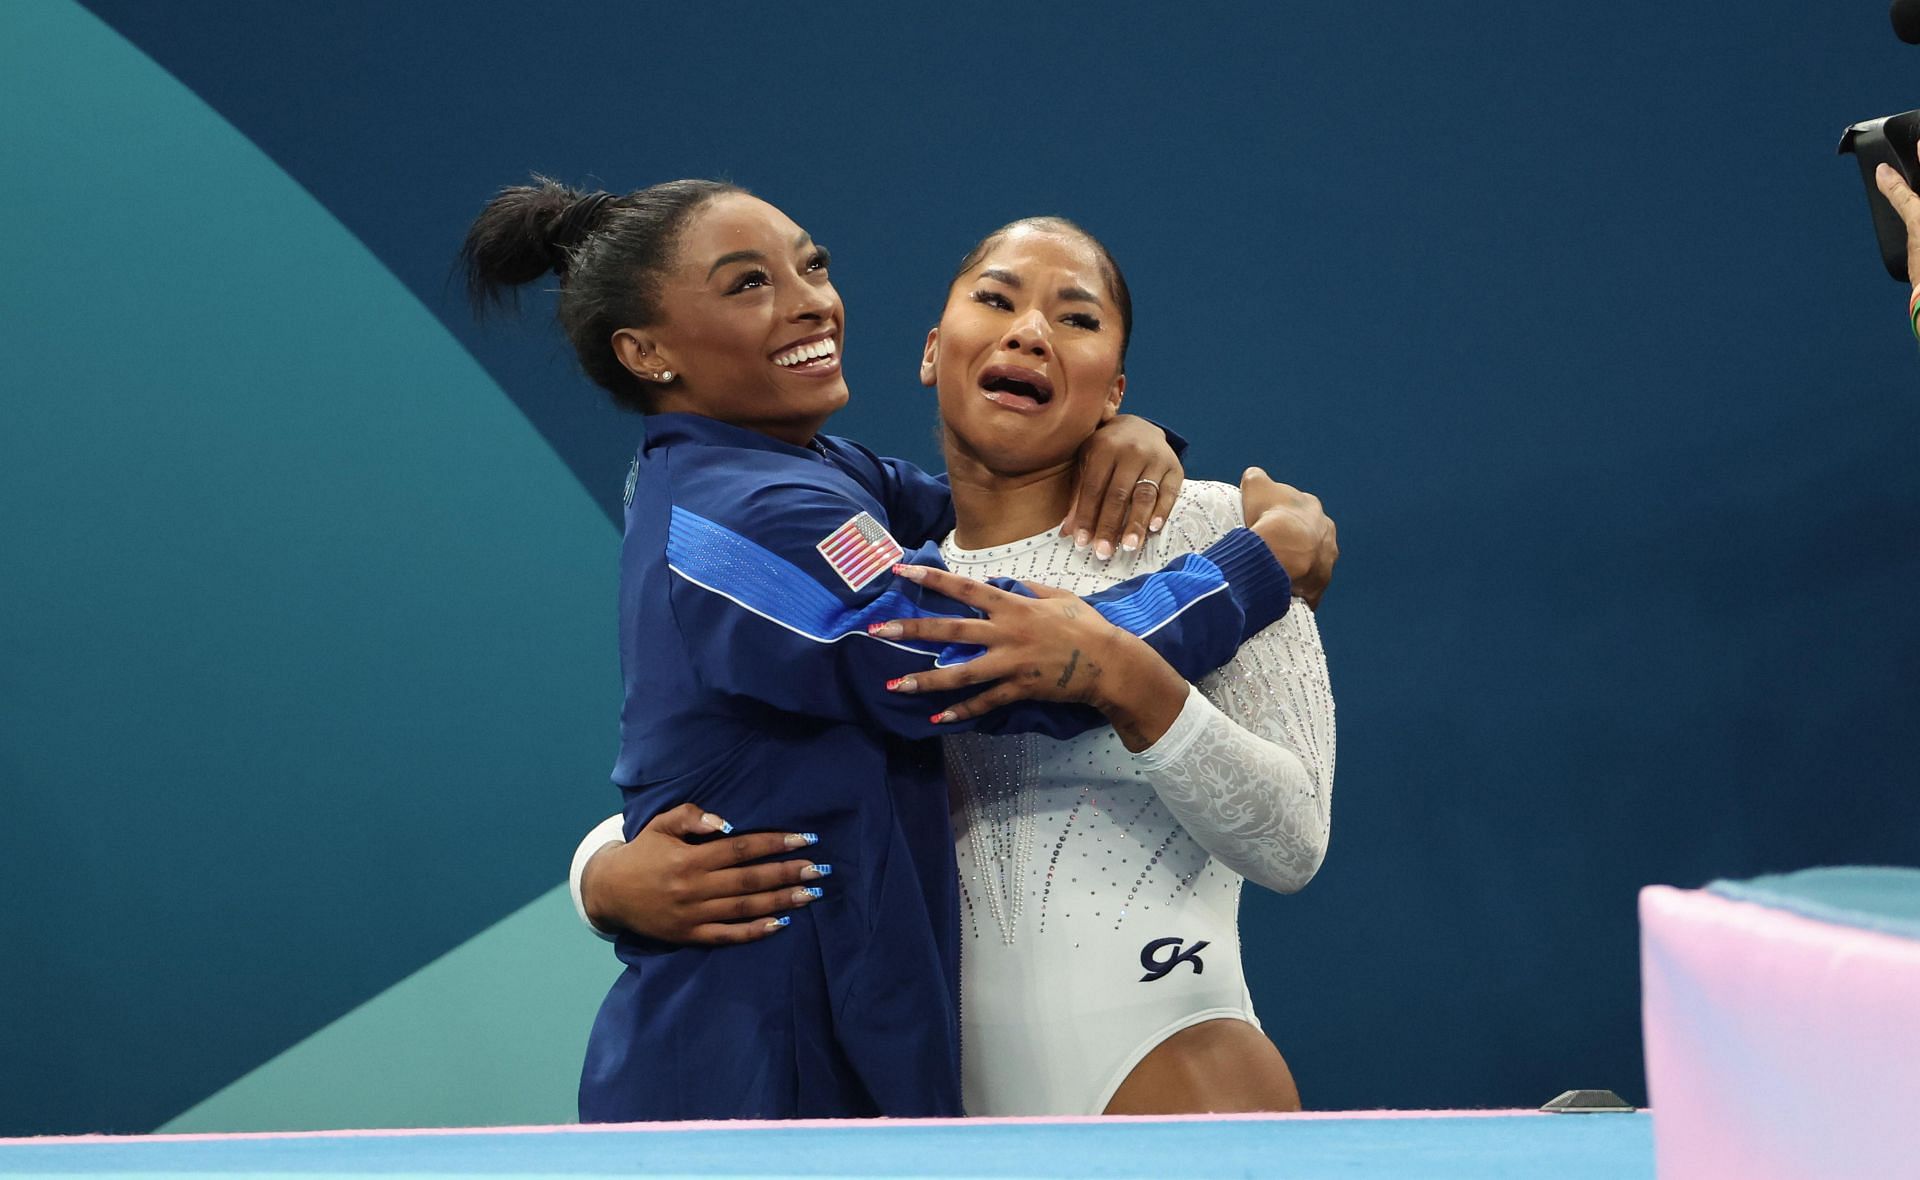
[1155,479,1243,553]
[660,450,904,602]
[665,442,881,537]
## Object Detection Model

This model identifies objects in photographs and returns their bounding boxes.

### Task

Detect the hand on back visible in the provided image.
[581,804,827,945]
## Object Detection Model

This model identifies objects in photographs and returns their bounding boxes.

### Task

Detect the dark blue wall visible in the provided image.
[6,0,1919,1133]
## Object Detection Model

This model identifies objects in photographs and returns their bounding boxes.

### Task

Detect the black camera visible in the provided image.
[1840,111,1920,281]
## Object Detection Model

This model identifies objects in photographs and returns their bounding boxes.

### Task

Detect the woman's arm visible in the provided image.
[1129,601,1335,894]
[889,567,1333,893]
[663,480,1288,743]
[570,805,827,945]
[829,414,1186,556]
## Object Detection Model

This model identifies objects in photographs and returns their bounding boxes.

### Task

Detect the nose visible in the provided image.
[786,277,836,324]
[1003,307,1049,358]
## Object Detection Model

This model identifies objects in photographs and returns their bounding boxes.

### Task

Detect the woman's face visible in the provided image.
[921,227,1126,475]
[617,193,848,441]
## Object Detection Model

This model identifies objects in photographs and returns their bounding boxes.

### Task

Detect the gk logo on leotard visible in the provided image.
[1139,936,1210,982]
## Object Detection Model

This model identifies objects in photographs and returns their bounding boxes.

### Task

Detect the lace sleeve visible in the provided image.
[1129,602,1335,894]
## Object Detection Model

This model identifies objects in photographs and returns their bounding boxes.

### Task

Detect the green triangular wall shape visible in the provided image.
[162,887,617,1132]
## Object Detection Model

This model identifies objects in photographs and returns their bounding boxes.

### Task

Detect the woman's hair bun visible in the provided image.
[461,176,616,310]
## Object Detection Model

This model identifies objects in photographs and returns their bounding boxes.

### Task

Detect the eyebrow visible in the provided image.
[707,233,815,280]
[977,267,1101,306]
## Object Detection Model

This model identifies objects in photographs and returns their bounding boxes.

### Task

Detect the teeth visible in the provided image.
[775,338,837,367]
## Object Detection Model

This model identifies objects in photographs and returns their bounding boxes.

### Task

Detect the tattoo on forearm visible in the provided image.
[1055,650,1081,689]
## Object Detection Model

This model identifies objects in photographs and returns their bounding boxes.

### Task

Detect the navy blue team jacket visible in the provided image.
[578,412,1291,1122]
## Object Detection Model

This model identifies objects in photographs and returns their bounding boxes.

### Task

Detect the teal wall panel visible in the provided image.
[0,1,625,1134]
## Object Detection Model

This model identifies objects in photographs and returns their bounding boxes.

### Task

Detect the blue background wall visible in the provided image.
[3,0,1917,1135]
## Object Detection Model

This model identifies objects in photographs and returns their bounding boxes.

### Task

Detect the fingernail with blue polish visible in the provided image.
[767,916,791,931]
[806,863,833,878]
[796,886,824,901]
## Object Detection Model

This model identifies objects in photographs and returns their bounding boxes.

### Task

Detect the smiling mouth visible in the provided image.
[979,366,1055,411]
[772,335,839,373]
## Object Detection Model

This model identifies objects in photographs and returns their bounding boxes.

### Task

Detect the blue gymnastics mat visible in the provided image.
[0,1112,1652,1179]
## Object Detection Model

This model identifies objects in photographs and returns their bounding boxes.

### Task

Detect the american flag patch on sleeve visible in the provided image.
[816,511,905,592]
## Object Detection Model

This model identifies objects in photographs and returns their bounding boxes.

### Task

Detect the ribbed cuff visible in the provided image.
[1201,526,1293,637]
[570,813,628,943]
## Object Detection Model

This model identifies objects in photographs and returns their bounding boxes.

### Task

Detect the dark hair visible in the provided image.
[950,216,1134,370]
[461,175,744,411]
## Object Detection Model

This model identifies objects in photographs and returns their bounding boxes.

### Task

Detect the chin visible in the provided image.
[816,381,852,415]
[965,418,1082,474]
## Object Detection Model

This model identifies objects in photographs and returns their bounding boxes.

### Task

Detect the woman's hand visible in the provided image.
[1239,467,1338,610]
[1063,414,1185,561]
[876,564,1190,748]
[580,803,828,945]
[1876,163,1920,289]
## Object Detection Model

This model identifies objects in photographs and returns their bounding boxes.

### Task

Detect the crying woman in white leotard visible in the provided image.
[573,217,1336,1115]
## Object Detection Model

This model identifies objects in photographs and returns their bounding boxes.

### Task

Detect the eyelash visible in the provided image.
[725,250,832,296]
[727,269,771,295]
[971,289,1101,330]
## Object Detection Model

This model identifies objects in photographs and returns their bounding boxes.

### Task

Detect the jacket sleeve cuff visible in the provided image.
[1143,417,1189,460]
[1201,526,1293,637]
[1205,525,1297,637]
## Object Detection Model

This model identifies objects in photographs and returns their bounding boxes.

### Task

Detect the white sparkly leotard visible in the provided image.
[567,479,1334,1115]
[943,479,1335,1116]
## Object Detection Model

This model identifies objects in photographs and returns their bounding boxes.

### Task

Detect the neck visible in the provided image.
[942,430,1076,549]
[655,397,827,449]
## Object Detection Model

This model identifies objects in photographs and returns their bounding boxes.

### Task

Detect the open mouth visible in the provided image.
[978,364,1055,411]
[772,334,840,373]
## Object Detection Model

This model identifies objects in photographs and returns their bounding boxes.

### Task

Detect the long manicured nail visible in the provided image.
[887,675,916,693]
[868,621,903,638]
[1149,516,1165,533]
[1074,529,1091,549]
[784,832,819,849]
[1094,540,1114,561]
[700,812,733,834]
[1121,532,1140,552]
[930,710,955,724]
[804,864,833,878]
[891,563,927,582]
[766,916,791,931]
[794,886,825,903]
